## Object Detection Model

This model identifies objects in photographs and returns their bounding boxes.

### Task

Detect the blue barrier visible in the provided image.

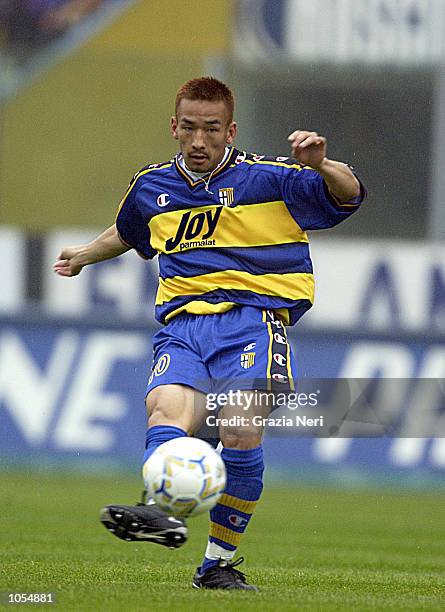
[1,313,444,484]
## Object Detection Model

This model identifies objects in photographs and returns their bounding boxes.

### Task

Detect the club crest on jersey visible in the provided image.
[218,187,234,207]
[240,352,255,369]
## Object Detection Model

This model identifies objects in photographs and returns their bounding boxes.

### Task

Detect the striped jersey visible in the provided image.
[116,147,365,325]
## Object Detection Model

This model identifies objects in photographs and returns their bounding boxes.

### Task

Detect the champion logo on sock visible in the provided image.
[228,514,248,528]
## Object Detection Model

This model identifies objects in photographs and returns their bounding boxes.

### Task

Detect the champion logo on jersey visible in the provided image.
[273,353,287,366]
[243,342,256,351]
[274,333,287,345]
[240,352,255,369]
[218,187,234,206]
[156,193,170,207]
[235,151,247,164]
[272,373,288,383]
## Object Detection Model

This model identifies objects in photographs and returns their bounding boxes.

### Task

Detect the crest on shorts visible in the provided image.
[240,352,255,369]
[219,187,234,207]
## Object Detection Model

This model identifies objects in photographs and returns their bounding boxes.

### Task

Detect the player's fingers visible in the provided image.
[287,130,303,141]
[288,130,318,143]
[54,268,73,277]
[53,259,69,269]
[288,131,312,147]
[296,135,326,149]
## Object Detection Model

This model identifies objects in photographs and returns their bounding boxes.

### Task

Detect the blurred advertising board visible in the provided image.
[235,0,445,65]
[0,227,25,312]
[1,316,444,479]
[40,230,445,334]
[1,228,444,334]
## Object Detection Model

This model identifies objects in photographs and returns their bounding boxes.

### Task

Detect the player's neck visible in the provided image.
[179,147,231,181]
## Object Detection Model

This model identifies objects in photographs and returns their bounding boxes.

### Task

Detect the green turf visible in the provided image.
[1,470,444,611]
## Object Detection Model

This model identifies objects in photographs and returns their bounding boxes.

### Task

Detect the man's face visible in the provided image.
[171,98,237,173]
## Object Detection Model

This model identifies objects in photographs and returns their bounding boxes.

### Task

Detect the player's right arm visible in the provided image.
[53,223,130,277]
[281,131,366,230]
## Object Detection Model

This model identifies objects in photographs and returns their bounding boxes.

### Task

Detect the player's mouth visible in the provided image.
[189,153,208,165]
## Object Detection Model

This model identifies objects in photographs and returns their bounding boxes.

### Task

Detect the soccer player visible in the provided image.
[54,76,365,591]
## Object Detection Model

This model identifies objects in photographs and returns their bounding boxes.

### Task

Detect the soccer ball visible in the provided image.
[142,437,226,518]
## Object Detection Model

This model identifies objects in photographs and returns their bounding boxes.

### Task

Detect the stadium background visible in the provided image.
[1,1,445,608]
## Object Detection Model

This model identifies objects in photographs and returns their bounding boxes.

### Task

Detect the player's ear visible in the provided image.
[170,116,179,140]
[226,121,237,145]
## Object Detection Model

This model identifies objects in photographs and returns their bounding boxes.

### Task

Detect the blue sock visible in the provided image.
[142,425,187,465]
[200,445,264,574]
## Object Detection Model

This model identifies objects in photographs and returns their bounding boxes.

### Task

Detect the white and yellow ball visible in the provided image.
[142,437,226,518]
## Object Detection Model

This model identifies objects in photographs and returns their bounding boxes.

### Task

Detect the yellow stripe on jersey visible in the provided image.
[242,159,310,171]
[274,308,290,325]
[116,163,173,215]
[148,200,308,254]
[164,300,238,323]
[155,270,314,306]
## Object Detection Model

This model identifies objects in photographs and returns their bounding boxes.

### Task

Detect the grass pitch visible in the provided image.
[1,470,444,611]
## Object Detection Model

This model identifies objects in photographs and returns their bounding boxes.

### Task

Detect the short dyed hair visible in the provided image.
[175,76,235,122]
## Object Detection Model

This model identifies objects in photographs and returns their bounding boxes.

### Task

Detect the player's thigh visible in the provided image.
[208,307,296,392]
[146,384,208,434]
[218,390,272,449]
[145,325,211,433]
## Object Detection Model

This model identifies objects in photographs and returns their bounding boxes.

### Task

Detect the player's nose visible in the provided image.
[192,129,206,149]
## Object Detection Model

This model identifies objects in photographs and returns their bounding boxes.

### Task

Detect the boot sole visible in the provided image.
[100,505,187,549]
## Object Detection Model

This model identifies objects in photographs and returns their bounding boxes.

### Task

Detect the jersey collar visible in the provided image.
[174,147,238,188]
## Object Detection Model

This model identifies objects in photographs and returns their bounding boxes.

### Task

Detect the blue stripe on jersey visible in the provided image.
[158,243,313,280]
[155,290,312,325]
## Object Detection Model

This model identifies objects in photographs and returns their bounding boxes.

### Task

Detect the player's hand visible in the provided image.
[288,130,327,169]
[53,246,86,277]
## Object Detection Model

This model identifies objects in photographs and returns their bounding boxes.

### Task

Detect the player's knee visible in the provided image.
[145,386,194,433]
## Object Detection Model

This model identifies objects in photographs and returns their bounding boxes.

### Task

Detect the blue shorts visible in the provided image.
[146,306,297,396]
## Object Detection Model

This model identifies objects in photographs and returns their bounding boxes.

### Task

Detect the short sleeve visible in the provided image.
[283,166,366,231]
[115,178,157,260]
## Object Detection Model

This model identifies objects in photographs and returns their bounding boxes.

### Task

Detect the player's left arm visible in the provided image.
[288,130,360,203]
[53,223,130,277]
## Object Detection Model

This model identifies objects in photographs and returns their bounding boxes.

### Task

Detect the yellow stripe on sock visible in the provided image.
[218,494,258,514]
[209,522,243,547]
